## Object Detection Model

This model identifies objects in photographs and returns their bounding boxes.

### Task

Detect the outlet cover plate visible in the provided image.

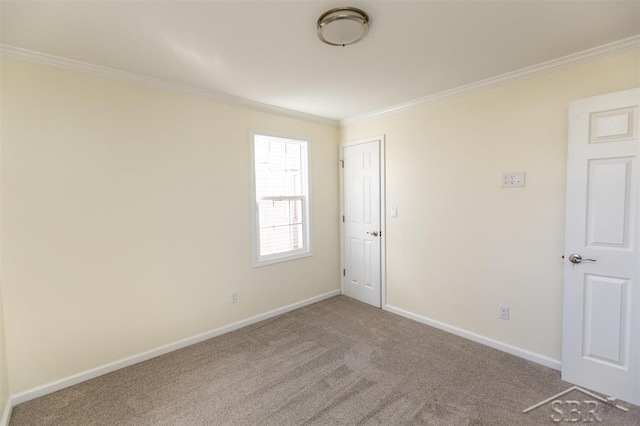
[499,305,509,320]
[501,172,525,187]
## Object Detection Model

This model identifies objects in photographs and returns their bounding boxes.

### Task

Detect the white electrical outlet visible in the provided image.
[231,292,238,304]
[499,305,509,320]
[501,172,525,187]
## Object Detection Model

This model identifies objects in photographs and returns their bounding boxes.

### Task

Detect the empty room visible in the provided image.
[1,1,639,424]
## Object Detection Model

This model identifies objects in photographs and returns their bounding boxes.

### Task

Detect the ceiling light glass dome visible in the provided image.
[317,7,369,47]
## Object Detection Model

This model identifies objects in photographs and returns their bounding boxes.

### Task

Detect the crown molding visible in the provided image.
[3,35,638,129]
[0,44,338,128]
[340,35,640,126]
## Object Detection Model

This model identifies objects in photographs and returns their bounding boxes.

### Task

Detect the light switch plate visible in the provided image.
[501,172,525,187]
[391,206,398,218]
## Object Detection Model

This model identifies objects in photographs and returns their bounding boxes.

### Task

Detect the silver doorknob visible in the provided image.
[367,231,379,237]
[568,253,596,264]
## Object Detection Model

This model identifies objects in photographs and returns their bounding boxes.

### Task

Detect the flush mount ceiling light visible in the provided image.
[317,7,369,47]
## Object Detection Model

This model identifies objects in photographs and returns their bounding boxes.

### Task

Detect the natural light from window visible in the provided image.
[252,134,311,266]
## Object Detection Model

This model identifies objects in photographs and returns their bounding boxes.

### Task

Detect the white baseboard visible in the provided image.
[11,289,340,406]
[385,304,562,371]
[0,397,11,426]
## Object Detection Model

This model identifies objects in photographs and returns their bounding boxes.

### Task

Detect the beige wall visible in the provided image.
[341,49,640,361]
[0,58,340,393]
[0,59,11,418]
[0,290,9,416]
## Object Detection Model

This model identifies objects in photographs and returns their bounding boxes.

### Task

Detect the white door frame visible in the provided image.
[339,135,386,309]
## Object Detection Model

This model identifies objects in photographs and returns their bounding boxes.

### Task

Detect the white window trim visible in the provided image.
[250,132,313,267]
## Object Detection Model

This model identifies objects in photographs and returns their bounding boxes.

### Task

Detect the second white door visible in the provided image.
[562,88,640,405]
[342,138,383,308]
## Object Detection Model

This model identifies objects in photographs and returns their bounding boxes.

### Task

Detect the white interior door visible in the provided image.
[341,138,383,308]
[562,88,640,405]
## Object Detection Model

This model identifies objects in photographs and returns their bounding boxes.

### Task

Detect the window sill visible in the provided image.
[253,250,313,268]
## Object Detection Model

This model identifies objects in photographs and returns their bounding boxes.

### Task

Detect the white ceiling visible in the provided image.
[2,1,639,121]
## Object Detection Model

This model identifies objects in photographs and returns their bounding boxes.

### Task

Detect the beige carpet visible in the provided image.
[10,296,640,425]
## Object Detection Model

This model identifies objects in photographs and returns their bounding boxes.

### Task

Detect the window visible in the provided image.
[251,134,311,266]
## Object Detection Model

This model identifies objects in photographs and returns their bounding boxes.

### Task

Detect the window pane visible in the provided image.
[286,170,301,196]
[267,170,287,195]
[291,224,303,250]
[255,162,270,198]
[259,228,275,255]
[273,226,292,254]
[268,140,286,169]
[286,143,301,170]
[272,200,290,227]
[254,138,269,163]
[260,224,305,256]
[289,199,302,225]
[258,199,303,256]
[258,200,274,228]
[255,137,305,198]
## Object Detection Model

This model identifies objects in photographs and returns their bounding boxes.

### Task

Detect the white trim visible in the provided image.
[385,304,562,371]
[340,35,640,126]
[11,289,340,406]
[0,44,338,128]
[339,135,386,308]
[379,138,387,309]
[339,150,345,296]
[0,398,11,426]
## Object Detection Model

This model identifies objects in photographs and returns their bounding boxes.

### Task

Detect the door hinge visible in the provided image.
[343,269,346,276]
[340,160,344,168]
[342,215,345,223]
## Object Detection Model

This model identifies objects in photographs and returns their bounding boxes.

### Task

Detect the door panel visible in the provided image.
[582,274,629,366]
[590,107,636,143]
[342,139,382,307]
[586,158,632,247]
[562,88,640,405]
